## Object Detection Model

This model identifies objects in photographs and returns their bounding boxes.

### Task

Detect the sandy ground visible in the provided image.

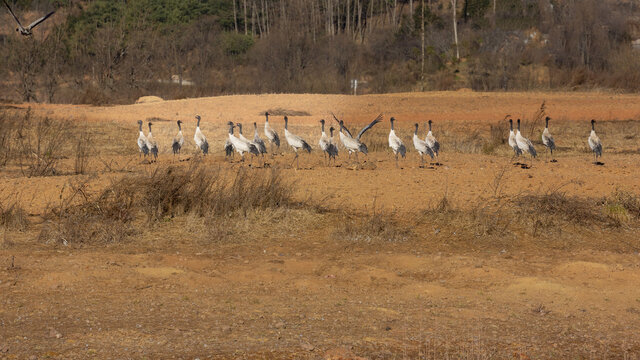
[2,92,640,358]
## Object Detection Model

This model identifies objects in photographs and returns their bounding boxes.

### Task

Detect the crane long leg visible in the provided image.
[395,153,399,168]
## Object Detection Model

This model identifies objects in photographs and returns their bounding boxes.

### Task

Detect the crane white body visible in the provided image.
[263,112,280,153]
[588,120,602,162]
[515,119,537,158]
[172,120,184,155]
[146,122,158,160]
[388,117,406,168]
[193,115,209,154]
[425,120,440,158]
[137,120,149,157]
[508,119,522,157]
[413,123,434,166]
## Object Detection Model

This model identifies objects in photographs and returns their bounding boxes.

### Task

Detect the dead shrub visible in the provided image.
[15,110,72,177]
[0,111,20,167]
[39,179,137,245]
[74,129,92,175]
[515,191,609,227]
[334,200,411,243]
[0,199,29,231]
[482,121,508,155]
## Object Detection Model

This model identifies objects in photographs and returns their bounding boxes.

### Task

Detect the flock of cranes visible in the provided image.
[136,113,604,168]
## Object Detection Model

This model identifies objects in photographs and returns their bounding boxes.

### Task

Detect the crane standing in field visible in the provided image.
[284,116,312,169]
[146,122,158,161]
[236,122,261,162]
[253,122,267,164]
[388,117,406,168]
[172,120,184,157]
[508,117,522,160]
[413,123,435,167]
[541,116,556,162]
[327,126,339,165]
[227,121,259,162]
[194,115,209,155]
[318,119,331,163]
[588,119,603,164]
[333,113,382,162]
[137,120,149,159]
[425,120,440,162]
[515,119,537,168]
[263,112,280,155]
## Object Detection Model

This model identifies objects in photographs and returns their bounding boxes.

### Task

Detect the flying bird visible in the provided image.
[3,0,55,36]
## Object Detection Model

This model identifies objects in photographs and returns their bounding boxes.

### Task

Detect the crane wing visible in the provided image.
[331,112,353,138]
[26,10,55,30]
[3,0,24,30]
[356,113,383,140]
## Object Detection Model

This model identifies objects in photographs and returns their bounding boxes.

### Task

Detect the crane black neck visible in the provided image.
[591,122,595,131]
[228,125,234,135]
[428,122,432,131]
[178,122,182,131]
[321,121,325,133]
[390,119,395,131]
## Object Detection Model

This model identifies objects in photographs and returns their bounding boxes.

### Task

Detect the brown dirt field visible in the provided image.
[2,92,640,359]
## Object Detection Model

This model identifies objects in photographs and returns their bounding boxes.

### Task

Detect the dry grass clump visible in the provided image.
[334,201,411,243]
[40,180,137,245]
[602,190,640,224]
[0,199,29,231]
[514,191,608,227]
[39,163,298,246]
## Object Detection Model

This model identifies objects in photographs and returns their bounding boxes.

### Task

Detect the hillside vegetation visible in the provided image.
[1,0,640,104]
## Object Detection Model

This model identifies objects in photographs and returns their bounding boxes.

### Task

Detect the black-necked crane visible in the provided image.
[327,126,339,164]
[334,113,382,162]
[137,120,149,158]
[318,119,330,163]
[425,120,440,161]
[508,118,522,159]
[588,119,603,164]
[236,122,262,161]
[146,122,158,161]
[388,117,406,168]
[541,116,556,161]
[3,0,55,36]
[263,112,280,155]
[227,121,258,162]
[515,119,536,167]
[253,122,267,156]
[413,123,434,167]
[194,115,209,155]
[172,120,184,156]
[224,139,234,160]
[284,116,312,169]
